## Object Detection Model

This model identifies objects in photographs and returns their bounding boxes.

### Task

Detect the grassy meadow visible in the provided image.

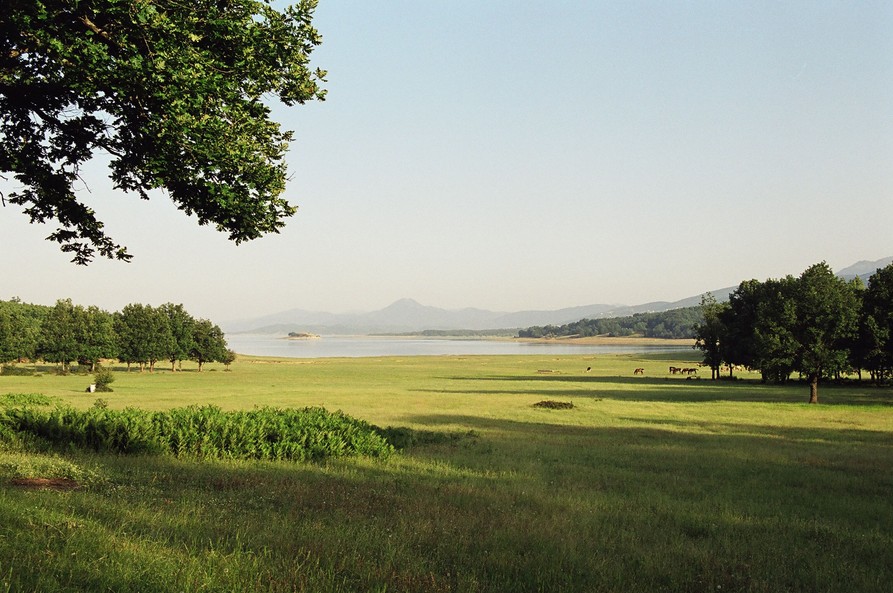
[1,350,891,592]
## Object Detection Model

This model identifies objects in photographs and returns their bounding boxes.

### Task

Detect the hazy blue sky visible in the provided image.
[2,1,891,323]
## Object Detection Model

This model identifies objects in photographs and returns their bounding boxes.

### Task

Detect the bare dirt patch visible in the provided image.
[9,477,80,491]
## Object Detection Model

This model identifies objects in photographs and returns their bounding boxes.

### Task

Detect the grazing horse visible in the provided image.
[634,368,645,375]
[669,366,680,374]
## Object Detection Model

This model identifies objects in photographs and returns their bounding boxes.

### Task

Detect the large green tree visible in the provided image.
[78,305,117,371]
[719,279,763,375]
[694,293,727,380]
[753,276,799,385]
[115,303,172,372]
[37,298,81,371]
[856,263,893,384]
[190,318,227,372]
[159,303,195,371]
[1,0,326,263]
[791,263,861,403]
[0,298,46,363]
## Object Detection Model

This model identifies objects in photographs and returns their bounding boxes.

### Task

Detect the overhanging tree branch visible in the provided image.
[1,0,326,263]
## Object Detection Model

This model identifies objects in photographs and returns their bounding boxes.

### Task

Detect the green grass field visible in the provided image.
[1,351,891,592]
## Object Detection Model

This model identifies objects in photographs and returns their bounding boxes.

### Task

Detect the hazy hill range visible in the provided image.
[837,257,893,282]
[224,257,892,335]
[224,292,737,335]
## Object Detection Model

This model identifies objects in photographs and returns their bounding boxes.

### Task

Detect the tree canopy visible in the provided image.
[692,262,871,402]
[1,0,326,263]
[0,298,229,372]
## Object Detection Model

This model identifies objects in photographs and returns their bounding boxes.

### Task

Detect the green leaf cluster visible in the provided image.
[1,0,326,263]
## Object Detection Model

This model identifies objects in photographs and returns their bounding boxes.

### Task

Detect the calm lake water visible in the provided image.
[227,334,691,359]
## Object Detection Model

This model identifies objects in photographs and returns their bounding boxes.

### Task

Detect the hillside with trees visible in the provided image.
[0,299,230,372]
[517,307,703,340]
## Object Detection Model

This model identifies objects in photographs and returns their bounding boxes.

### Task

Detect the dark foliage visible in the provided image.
[518,307,702,339]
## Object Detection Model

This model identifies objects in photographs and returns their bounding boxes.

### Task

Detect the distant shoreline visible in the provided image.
[514,335,695,347]
[380,333,696,347]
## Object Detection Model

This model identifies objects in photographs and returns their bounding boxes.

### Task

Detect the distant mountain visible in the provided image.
[224,298,514,335]
[837,257,893,282]
[223,258,890,335]
[222,292,734,335]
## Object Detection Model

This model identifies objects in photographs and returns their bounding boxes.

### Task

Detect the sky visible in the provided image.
[2,1,892,324]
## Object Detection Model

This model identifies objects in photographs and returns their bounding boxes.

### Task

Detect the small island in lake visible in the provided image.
[287,332,321,340]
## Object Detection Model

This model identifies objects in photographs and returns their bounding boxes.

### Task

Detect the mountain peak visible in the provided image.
[383,298,427,311]
[838,257,893,278]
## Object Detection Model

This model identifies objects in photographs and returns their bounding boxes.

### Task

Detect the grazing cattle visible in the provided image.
[86,384,96,393]
[634,368,645,375]
[669,366,680,374]
[585,366,592,373]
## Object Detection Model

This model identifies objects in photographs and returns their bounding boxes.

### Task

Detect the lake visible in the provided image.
[227,334,692,359]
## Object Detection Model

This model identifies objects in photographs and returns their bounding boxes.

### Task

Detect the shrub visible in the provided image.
[0,405,394,461]
[93,367,115,392]
[0,365,35,376]
[532,400,574,409]
[0,393,55,407]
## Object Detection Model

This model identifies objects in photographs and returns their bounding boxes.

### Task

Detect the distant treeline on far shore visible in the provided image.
[518,307,702,340]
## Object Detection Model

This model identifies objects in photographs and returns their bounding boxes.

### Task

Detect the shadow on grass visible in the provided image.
[430,374,893,406]
[3,409,892,593]
[403,412,893,450]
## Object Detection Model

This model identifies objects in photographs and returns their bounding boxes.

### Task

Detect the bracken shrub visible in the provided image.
[0,393,55,407]
[0,405,394,462]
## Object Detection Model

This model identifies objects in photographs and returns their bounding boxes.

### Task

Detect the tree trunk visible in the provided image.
[808,373,819,404]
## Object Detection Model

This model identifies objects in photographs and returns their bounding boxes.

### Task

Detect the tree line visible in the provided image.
[0,299,232,373]
[695,261,893,403]
[517,307,703,340]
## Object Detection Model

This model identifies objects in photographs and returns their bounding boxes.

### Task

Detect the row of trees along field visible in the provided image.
[695,262,893,403]
[0,299,231,373]
[517,306,702,340]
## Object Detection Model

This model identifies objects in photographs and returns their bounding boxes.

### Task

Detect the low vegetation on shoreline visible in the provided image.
[1,353,890,592]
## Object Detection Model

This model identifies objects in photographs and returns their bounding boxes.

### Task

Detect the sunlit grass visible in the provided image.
[1,352,891,592]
